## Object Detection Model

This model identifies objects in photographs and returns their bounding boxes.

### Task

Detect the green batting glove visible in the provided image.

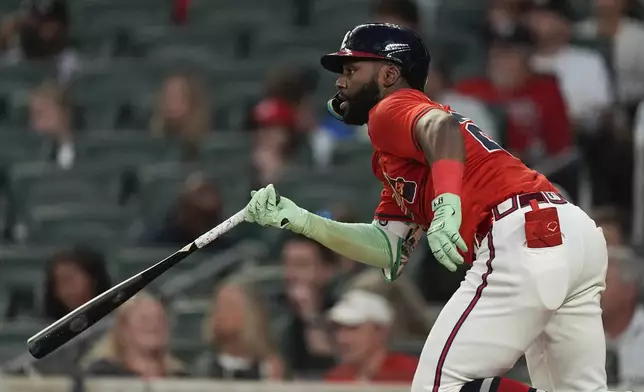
[244,184,310,234]
[427,193,468,272]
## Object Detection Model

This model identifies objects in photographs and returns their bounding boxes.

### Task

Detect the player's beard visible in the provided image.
[340,79,381,126]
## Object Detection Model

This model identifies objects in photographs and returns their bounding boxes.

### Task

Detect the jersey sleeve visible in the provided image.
[370,93,443,161]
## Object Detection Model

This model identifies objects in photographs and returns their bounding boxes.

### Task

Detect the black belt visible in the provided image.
[492,191,568,221]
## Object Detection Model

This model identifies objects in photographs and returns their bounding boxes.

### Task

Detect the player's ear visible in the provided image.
[382,64,402,88]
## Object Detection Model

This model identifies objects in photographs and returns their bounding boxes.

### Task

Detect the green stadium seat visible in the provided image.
[187,1,291,27]
[171,338,204,365]
[113,247,209,287]
[0,63,56,91]
[252,28,340,60]
[76,131,182,165]
[0,320,47,363]
[172,305,208,345]
[435,0,488,33]
[7,162,124,210]
[24,203,134,244]
[0,245,56,318]
[0,130,48,166]
[312,0,371,30]
[211,82,262,130]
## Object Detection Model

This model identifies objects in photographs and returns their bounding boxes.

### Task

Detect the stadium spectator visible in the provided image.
[601,246,644,386]
[581,107,634,208]
[347,269,434,342]
[425,57,500,142]
[141,173,233,251]
[592,206,629,246]
[0,0,79,84]
[276,234,339,379]
[151,72,210,161]
[194,279,285,380]
[0,246,112,376]
[29,80,75,169]
[576,0,644,107]
[251,67,317,186]
[486,0,532,39]
[527,0,614,132]
[372,0,420,32]
[42,246,111,322]
[324,290,418,383]
[455,26,573,166]
[82,292,188,378]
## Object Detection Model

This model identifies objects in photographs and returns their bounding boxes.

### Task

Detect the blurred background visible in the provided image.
[0,0,642,391]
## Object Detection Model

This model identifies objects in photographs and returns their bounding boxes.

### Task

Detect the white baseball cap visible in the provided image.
[328,290,394,327]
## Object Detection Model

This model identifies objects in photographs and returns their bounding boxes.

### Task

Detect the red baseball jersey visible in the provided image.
[369,89,558,262]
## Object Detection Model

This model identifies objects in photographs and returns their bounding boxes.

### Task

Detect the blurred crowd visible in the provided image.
[0,0,642,389]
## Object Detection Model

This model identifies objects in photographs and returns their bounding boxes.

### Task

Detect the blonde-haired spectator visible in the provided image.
[29,80,75,169]
[151,72,210,161]
[82,292,187,379]
[193,278,285,380]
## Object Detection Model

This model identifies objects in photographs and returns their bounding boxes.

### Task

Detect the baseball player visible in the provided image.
[244,24,609,392]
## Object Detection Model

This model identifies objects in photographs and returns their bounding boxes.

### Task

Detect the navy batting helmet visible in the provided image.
[320,23,430,91]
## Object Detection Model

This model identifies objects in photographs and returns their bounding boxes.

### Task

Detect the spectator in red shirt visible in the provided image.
[324,290,418,383]
[455,26,573,166]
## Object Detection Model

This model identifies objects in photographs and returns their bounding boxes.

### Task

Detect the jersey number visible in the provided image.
[449,111,505,153]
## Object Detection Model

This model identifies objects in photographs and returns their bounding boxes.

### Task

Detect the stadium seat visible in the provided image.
[113,246,210,287]
[7,162,125,211]
[211,82,263,130]
[0,130,48,166]
[0,320,48,364]
[23,203,134,245]
[0,245,56,319]
[172,305,208,345]
[187,1,292,27]
[76,131,182,165]
[434,0,488,33]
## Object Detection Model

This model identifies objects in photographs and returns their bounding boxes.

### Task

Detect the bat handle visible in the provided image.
[274,189,290,227]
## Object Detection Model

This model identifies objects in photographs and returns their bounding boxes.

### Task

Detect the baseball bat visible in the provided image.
[27,194,285,359]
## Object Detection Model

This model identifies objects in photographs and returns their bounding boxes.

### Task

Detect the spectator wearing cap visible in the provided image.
[0,0,80,84]
[527,0,614,133]
[251,66,318,187]
[372,0,420,32]
[455,26,573,167]
[324,290,418,383]
[576,0,644,106]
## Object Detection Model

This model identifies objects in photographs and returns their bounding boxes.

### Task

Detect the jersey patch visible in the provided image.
[383,173,418,209]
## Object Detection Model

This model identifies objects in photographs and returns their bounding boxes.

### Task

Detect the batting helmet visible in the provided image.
[320,23,430,91]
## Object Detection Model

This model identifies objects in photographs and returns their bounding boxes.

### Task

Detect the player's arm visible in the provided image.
[414,108,465,172]
[414,109,468,270]
[244,185,421,281]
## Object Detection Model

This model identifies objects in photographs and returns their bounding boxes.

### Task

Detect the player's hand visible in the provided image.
[244,184,309,234]
[427,193,468,272]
